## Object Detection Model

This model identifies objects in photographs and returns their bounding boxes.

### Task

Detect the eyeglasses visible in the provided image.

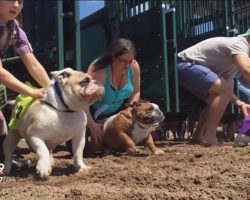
[117,57,134,65]
[6,0,24,4]
[5,0,24,5]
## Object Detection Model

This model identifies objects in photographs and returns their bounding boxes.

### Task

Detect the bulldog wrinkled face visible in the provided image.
[134,102,165,125]
[52,69,104,111]
[67,72,104,102]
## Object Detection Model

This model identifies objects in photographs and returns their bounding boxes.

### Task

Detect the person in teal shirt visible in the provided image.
[87,38,141,152]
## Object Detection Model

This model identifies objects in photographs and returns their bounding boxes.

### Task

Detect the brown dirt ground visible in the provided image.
[0,139,250,200]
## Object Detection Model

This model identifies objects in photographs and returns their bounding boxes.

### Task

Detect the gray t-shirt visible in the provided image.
[178,37,250,82]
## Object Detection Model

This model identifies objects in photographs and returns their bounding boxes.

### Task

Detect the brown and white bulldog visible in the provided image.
[3,68,104,179]
[103,101,165,155]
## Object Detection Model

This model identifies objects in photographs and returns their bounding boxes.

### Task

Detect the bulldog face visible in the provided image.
[132,101,165,127]
[51,68,105,111]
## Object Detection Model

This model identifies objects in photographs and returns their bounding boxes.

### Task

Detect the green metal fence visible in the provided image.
[79,0,250,115]
[1,0,249,117]
[231,0,250,34]
[175,0,228,50]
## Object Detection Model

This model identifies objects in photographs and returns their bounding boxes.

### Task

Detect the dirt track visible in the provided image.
[0,140,250,200]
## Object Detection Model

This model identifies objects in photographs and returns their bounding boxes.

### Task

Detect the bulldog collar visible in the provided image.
[40,81,75,112]
[54,81,71,110]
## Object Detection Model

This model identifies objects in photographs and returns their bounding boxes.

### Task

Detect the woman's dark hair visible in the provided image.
[92,38,136,71]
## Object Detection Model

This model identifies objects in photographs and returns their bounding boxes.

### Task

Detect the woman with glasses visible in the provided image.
[86,38,141,153]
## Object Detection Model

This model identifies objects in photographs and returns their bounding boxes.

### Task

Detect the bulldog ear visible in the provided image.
[139,99,148,103]
[50,68,73,77]
[129,101,140,109]
[51,68,74,85]
[58,71,72,85]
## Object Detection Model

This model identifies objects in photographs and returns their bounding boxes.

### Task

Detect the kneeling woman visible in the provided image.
[86,38,141,152]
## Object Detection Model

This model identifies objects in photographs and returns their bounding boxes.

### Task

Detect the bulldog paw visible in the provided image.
[76,164,92,172]
[127,147,142,155]
[153,148,164,155]
[127,148,148,157]
[36,162,52,179]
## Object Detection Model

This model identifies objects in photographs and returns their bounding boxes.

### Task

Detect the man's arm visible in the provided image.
[233,54,250,85]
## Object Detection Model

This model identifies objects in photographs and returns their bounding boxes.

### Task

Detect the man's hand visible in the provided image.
[240,103,250,117]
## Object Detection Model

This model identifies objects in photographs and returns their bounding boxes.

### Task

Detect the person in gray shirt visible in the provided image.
[177,29,250,146]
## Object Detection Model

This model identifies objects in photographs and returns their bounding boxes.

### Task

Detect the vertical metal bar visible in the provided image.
[175,0,182,37]
[234,0,239,32]
[244,0,249,31]
[197,0,200,34]
[122,0,125,21]
[206,0,209,32]
[190,0,194,37]
[230,0,237,36]
[185,0,189,36]
[202,0,205,34]
[57,1,64,69]
[75,1,81,71]
[161,6,170,112]
[152,0,155,9]
[121,0,126,21]
[127,0,131,18]
[208,1,212,32]
[143,0,146,11]
[223,0,230,36]
[130,0,133,16]
[171,0,179,112]
[183,0,187,38]
[138,0,141,14]
[198,1,201,35]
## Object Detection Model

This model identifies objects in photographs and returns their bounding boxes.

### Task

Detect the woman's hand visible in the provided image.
[89,122,104,151]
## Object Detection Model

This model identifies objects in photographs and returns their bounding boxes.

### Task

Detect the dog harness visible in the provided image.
[9,83,38,130]
[9,94,37,130]
[9,81,76,130]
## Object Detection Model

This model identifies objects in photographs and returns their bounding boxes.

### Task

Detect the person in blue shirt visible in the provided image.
[86,38,141,152]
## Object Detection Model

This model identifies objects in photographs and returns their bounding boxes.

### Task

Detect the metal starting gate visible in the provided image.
[2,0,250,119]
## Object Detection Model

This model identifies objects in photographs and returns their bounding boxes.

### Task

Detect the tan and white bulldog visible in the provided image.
[103,101,165,155]
[3,68,104,179]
